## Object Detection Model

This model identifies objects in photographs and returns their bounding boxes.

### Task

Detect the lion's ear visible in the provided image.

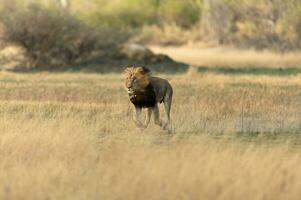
[136,67,151,75]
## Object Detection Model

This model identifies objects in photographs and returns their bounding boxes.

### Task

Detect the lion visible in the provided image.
[123,66,173,131]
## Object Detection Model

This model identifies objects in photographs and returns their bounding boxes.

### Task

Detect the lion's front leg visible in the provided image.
[144,108,152,128]
[133,106,144,128]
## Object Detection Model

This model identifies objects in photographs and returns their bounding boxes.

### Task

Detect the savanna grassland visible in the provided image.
[0,48,301,200]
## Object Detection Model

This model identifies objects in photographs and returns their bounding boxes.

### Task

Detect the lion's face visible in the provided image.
[123,67,151,93]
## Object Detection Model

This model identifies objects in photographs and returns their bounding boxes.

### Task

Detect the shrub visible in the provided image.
[201,0,301,50]
[159,0,200,28]
[0,2,130,69]
[79,0,156,28]
[73,0,201,29]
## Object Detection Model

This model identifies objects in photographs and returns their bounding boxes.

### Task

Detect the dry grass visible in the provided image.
[0,51,301,199]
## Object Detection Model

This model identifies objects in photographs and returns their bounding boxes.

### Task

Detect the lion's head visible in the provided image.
[123,66,151,93]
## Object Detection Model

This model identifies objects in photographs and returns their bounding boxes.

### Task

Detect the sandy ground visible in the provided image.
[150,46,301,68]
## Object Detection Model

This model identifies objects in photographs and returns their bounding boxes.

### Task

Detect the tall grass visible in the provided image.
[0,67,300,199]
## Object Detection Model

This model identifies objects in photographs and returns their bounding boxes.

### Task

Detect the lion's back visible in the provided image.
[149,77,173,103]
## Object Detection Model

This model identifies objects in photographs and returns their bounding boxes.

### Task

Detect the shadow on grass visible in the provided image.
[9,57,189,74]
[164,130,301,148]
[207,131,301,148]
[73,57,190,74]
[198,66,301,76]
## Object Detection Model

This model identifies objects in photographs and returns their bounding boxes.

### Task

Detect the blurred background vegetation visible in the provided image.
[0,0,301,69]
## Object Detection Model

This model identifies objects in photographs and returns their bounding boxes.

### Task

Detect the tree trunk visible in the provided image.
[61,0,68,8]
[57,0,69,9]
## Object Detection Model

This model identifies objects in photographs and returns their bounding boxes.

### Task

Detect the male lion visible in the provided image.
[123,66,173,130]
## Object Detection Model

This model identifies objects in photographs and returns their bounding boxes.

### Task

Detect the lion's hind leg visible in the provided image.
[162,90,173,131]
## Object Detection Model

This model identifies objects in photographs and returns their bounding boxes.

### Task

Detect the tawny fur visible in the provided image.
[123,66,173,131]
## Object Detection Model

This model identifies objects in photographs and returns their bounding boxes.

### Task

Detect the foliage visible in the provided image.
[73,0,201,28]
[202,0,301,50]
[71,0,301,50]
[1,0,301,64]
[0,1,130,68]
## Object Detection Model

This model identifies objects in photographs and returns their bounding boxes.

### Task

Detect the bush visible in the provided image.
[78,0,156,28]
[201,0,301,50]
[0,2,130,69]
[74,0,201,29]
[2,0,301,55]
[159,0,200,28]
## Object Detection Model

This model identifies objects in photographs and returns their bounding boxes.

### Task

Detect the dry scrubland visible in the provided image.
[0,49,301,199]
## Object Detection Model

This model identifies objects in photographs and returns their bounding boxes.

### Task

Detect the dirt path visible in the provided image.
[149,46,301,68]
